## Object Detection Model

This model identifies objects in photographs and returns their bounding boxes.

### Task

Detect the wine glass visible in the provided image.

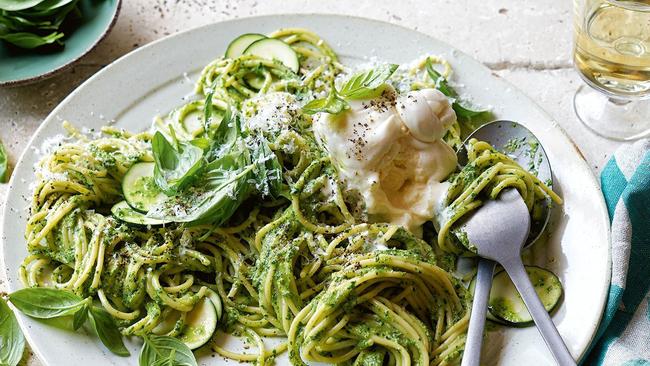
[573,0,650,141]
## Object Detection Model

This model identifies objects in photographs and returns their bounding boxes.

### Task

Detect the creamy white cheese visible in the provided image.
[314,86,457,232]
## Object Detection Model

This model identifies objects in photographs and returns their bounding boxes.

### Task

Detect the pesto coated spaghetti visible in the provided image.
[20,28,559,366]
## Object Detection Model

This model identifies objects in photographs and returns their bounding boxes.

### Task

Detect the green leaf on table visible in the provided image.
[87,306,130,357]
[0,0,46,11]
[0,297,25,366]
[0,141,8,183]
[139,335,197,366]
[152,131,205,195]
[0,31,63,49]
[339,63,398,99]
[8,288,85,319]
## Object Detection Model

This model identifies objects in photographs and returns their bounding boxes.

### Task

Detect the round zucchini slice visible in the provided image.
[469,273,508,325]
[225,33,266,59]
[243,38,299,73]
[122,162,166,213]
[111,201,169,226]
[487,266,563,326]
[177,290,219,350]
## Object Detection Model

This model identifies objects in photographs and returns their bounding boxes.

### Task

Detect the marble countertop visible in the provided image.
[0,0,626,364]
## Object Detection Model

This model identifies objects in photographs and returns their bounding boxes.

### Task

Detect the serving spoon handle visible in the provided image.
[499,255,577,366]
[461,258,496,366]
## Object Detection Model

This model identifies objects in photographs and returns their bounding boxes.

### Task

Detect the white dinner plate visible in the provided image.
[0,14,610,366]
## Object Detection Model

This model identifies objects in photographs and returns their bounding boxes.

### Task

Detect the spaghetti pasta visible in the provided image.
[19,27,558,366]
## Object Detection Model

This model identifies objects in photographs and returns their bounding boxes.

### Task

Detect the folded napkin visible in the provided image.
[584,139,650,366]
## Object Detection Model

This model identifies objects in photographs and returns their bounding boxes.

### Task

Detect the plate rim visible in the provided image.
[0,13,612,365]
[0,0,122,87]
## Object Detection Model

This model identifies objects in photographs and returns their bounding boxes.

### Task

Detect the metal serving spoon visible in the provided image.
[457,121,575,366]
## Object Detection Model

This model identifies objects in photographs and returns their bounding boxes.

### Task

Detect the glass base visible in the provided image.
[573,85,650,141]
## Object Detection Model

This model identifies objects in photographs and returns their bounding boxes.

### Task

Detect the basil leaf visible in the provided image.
[14,0,77,18]
[452,103,490,119]
[203,93,233,142]
[0,297,24,366]
[152,131,205,195]
[87,306,129,357]
[249,135,283,198]
[32,0,76,11]
[0,13,56,30]
[140,335,197,366]
[149,144,253,226]
[206,105,238,159]
[302,95,348,115]
[339,64,398,99]
[424,60,456,98]
[424,58,490,120]
[0,31,63,49]
[0,0,46,11]
[9,288,85,319]
[150,349,176,366]
[72,304,88,331]
[0,140,8,183]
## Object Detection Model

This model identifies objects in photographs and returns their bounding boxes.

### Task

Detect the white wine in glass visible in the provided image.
[573,0,650,140]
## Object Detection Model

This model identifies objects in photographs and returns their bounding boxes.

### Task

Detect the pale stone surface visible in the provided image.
[0,0,627,364]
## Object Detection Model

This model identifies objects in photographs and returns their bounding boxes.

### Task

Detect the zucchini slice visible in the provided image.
[206,288,223,320]
[122,162,166,212]
[225,33,266,59]
[181,110,204,137]
[243,38,300,73]
[244,73,266,90]
[487,266,563,326]
[111,201,169,226]
[468,274,507,325]
[178,290,219,350]
[151,309,181,336]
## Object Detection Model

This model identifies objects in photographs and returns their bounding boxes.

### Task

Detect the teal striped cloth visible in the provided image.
[584,139,650,366]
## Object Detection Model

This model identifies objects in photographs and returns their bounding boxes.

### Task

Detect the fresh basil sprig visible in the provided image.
[303,64,398,115]
[424,58,490,120]
[338,64,399,99]
[139,335,197,366]
[8,288,129,357]
[302,86,348,115]
[0,0,82,50]
[9,287,88,318]
[0,297,24,366]
[152,131,205,195]
[149,102,283,226]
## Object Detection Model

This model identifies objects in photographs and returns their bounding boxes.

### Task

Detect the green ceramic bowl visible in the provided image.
[0,0,121,87]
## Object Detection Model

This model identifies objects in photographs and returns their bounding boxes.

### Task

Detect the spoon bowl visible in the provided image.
[457,120,554,247]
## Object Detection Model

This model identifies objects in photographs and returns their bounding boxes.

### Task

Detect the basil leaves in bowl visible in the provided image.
[0,0,121,87]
